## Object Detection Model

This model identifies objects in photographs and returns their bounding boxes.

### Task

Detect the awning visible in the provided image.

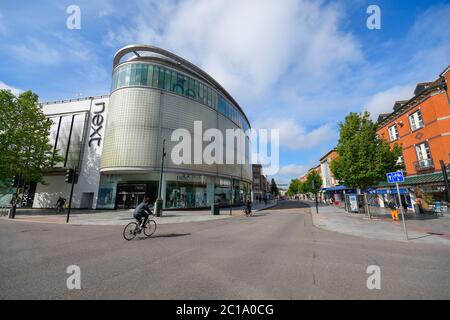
[375,170,449,188]
[321,185,351,192]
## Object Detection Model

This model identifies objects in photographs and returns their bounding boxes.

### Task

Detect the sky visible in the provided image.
[1,0,449,186]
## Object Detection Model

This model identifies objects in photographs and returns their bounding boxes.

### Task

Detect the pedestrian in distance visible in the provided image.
[401,199,408,213]
[56,197,66,213]
[388,200,399,221]
[245,198,252,216]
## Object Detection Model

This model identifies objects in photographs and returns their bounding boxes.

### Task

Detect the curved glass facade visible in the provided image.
[111,62,250,131]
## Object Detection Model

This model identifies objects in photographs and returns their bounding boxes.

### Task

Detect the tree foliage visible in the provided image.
[286,172,322,196]
[0,89,62,184]
[270,178,279,196]
[286,179,301,196]
[330,111,402,190]
[305,170,322,194]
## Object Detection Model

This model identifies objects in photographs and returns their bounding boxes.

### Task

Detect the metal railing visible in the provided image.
[414,159,434,171]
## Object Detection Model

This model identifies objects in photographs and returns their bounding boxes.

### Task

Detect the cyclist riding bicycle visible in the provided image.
[133,197,152,228]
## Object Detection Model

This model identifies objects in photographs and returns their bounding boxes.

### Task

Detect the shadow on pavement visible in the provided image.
[408,234,433,241]
[137,233,191,240]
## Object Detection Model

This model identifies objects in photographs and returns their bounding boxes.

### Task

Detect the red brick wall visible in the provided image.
[377,90,450,176]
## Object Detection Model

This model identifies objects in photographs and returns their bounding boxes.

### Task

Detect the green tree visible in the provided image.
[287,179,301,196]
[270,178,279,196]
[298,181,308,194]
[305,170,322,194]
[330,111,402,191]
[0,89,62,186]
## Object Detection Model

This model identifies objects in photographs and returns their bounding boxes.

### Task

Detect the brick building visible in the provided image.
[375,65,450,212]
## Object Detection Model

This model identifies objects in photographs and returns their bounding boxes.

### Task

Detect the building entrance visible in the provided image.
[115,182,158,209]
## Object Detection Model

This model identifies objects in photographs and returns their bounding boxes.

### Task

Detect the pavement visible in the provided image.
[305,200,450,245]
[1,200,449,299]
[0,201,277,226]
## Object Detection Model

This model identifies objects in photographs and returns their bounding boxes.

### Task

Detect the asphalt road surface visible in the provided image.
[1,201,449,299]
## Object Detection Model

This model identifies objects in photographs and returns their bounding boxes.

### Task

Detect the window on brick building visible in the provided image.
[388,124,399,141]
[415,142,433,169]
[409,110,424,131]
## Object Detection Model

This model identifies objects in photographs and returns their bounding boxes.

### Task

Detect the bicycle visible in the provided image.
[123,216,157,241]
[244,206,252,217]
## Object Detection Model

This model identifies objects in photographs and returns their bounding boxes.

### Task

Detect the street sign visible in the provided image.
[386,171,404,183]
[386,170,408,240]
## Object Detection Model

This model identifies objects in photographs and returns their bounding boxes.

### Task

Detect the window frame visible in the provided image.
[409,110,424,132]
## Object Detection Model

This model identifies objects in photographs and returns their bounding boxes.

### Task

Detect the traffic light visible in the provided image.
[65,169,75,184]
[11,175,19,188]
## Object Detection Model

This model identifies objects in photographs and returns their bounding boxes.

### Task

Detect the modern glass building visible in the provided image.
[31,45,252,210]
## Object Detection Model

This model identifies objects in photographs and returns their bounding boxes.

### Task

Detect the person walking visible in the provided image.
[388,200,399,221]
[56,197,66,213]
[401,198,408,213]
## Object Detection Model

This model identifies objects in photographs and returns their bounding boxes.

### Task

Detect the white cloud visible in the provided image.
[364,84,415,120]
[278,164,308,176]
[253,117,337,150]
[0,81,23,95]
[9,38,61,66]
[105,0,362,101]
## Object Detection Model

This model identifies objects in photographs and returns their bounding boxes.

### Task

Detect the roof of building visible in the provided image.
[376,64,449,128]
[113,44,250,127]
[376,113,390,123]
[393,100,408,111]
[376,78,446,128]
[319,149,337,161]
[40,94,110,106]
[439,64,450,77]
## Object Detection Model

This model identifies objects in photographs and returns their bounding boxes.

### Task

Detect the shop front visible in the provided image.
[97,172,251,210]
[414,184,449,214]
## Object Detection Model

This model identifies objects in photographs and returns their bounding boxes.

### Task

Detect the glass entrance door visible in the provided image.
[115,184,147,209]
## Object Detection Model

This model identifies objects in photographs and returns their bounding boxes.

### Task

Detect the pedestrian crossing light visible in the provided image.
[65,169,75,184]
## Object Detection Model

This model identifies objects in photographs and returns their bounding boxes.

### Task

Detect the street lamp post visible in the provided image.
[156,139,166,217]
[229,183,233,216]
[312,179,318,214]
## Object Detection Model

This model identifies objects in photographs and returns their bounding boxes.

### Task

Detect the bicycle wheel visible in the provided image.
[123,222,139,241]
[144,219,157,237]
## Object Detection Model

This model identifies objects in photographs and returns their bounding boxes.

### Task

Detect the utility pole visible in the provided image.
[9,174,21,219]
[395,180,408,240]
[312,180,318,214]
[440,160,450,203]
[229,184,233,216]
[156,139,166,217]
[65,168,78,223]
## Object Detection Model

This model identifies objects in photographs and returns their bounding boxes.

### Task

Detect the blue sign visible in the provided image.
[386,171,404,183]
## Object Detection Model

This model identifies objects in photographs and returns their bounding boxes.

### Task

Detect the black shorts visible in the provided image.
[133,212,149,221]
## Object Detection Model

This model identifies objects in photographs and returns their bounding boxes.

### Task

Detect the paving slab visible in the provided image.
[303,201,450,245]
[0,201,277,226]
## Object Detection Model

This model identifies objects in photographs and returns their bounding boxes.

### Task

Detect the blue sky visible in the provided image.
[1,0,449,186]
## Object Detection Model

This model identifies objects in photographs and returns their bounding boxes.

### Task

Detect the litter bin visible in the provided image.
[211,203,220,215]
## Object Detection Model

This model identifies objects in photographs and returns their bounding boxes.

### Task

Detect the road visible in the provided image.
[1,201,449,299]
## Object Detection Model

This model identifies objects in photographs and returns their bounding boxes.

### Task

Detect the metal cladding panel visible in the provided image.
[101,86,251,181]
[162,93,219,175]
[101,88,160,169]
